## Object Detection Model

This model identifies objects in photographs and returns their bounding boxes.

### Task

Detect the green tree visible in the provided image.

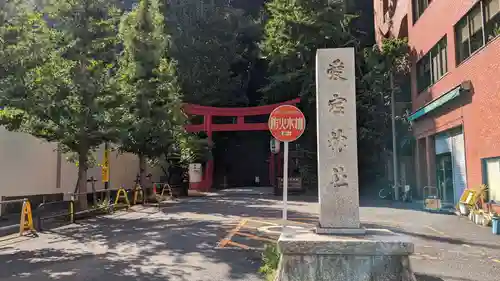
[0,0,124,207]
[165,0,259,106]
[357,38,411,181]
[260,0,411,187]
[260,0,356,188]
[0,1,56,115]
[117,0,185,186]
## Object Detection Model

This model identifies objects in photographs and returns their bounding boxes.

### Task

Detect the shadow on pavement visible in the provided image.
[415,274,445,281]
[0,192,317,281]
[169,194,316,220]
[415,273,477,281]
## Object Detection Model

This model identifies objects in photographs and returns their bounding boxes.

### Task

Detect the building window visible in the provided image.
[455,0,500,65]
[416,37,448,93]
[413,0,432,23]
[485,0,500,41]
[484,157,500,202]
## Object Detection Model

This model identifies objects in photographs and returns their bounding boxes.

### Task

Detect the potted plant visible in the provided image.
[492,213,500,235]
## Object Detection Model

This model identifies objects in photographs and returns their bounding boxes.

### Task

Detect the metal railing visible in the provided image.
[34,178,181,232]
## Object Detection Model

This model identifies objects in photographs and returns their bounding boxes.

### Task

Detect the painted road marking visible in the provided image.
[493,259,500,264]
[424,225,449,237]
[288,217,318,221]
[217,217,314,250]
[0,235,33,248]
[235,232,276,243]
[217,219,248,248]
[247,219,279,226]
[227,241,250,250]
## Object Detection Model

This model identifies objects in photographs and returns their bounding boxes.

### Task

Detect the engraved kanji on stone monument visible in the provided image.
[326,59,347,81]
[316,48,361,231]
[328,93,347,115]
[330,165,348,187]
[328,128,347,154]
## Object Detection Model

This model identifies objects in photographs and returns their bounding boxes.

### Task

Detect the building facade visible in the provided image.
[374,0,500,206]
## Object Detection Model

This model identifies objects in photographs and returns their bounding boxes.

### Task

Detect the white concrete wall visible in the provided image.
[1,127,163,199]
[0,127,61,197]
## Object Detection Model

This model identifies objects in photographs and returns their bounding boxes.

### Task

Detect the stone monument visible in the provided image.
[275,48,416,281]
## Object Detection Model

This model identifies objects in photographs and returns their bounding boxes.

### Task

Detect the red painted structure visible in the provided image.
[183,98,301,191]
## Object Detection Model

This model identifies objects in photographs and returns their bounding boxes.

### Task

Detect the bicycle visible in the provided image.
[378,184,396,200]
[401,184,412,202]
[378,184,412,202]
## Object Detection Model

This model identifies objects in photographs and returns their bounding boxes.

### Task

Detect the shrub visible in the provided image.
[259,243,280,281]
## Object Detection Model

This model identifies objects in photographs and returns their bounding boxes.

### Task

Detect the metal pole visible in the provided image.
[390,72,399,200]
[282,141,289,232]
[104,142,109,191]
[104,142,111,203]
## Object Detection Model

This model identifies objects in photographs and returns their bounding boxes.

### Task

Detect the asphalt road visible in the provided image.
[0,187,499,281]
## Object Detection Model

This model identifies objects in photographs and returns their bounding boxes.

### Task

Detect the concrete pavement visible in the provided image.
[0,188,498,281]
[0,203,263,281]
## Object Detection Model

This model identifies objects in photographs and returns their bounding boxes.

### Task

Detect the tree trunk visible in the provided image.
[139,154,147,187]
[76,150,89,210]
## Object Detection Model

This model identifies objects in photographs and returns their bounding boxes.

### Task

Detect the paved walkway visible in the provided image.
[0,202,262,281]
[0,188,499,281]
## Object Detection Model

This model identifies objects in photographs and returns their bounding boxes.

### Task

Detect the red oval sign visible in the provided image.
[268,105,306,142]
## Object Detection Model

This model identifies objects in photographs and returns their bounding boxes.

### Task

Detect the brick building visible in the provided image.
[374,0,499,207]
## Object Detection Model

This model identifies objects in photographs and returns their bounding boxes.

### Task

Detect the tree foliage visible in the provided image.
[116,0,186,184]
[260,0,356,103]
[260,0,411,185]
[164,0,260,106]
[0,0,124,202]
[356,38,411,177]
[260,0,357,187]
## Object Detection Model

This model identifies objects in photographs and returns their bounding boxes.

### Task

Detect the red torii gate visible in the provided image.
[183,98,301,191]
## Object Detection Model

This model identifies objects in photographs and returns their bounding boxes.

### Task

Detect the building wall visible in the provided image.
[407,0,500,189]
[0,127,163,200]
[374,0,410,44]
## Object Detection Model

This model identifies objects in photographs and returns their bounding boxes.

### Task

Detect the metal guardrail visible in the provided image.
[35,200,72,231]
[34,180,182,232]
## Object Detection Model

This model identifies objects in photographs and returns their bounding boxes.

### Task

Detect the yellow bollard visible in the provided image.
[133,186,144,205]
[19,199,36,236]
[69,195,75,223]
[114,187,131,210]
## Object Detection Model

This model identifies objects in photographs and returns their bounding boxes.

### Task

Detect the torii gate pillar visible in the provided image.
[183,98,300,192]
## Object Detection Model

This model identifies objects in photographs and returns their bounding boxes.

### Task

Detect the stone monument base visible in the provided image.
[316,225,367,235]
[275,229,416,281]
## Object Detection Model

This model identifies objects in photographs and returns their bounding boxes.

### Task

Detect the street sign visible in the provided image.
[102,148,110,183]
[270,138,280,154]
[268,104,305,234]
[268,105,306,142]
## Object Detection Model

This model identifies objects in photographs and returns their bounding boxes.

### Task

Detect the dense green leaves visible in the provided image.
[0,0,125,199]
[116,0,184,167]
[0,0,412,194]
[165,0,260,106]
[260,0,411,184]
[260,0,356,103]
[259,0,357,187]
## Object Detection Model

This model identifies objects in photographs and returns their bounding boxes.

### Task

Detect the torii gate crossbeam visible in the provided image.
[183,98,301,191]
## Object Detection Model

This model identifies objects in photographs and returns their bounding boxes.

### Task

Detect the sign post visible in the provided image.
[268,105,305,233]
[102,146,110,184]
[270,138,280,154]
